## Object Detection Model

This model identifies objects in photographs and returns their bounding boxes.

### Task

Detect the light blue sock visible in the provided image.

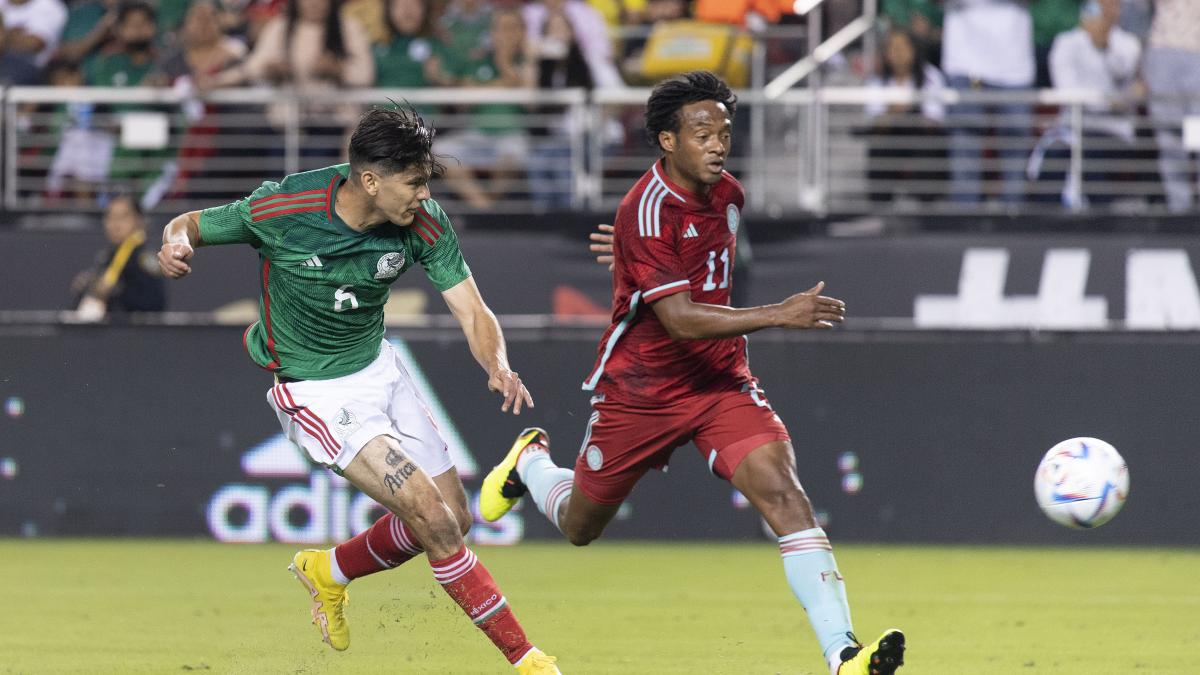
[517,450,574,532]
[778,528,856,671]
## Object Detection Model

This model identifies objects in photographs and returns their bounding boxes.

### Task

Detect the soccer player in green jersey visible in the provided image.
[157,106,560,674]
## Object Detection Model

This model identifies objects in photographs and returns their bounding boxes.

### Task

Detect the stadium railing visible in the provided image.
[0,85,1188,218]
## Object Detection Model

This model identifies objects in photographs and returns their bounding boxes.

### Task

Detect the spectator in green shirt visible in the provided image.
[84,0,162,87]
[55,0,118,74]
[436,0,492,81]
[373,0,450,88]
[86,2,173,193]
[436,7,533,210]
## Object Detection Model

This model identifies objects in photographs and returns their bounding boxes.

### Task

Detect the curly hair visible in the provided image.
[348,104,444,178]
[644,70,737,150]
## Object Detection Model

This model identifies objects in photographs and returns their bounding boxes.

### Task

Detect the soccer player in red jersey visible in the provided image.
[481,72,905,675]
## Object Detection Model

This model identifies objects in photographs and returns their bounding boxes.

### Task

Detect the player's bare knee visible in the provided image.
[563,521,601,547]
[756,485,811,519]
[456,507,473,537]
[407,502,464,559]
[566,530,597,547]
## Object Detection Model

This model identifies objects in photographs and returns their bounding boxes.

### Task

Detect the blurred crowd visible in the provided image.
[0,0,810,92]
[0,0,819,209]
[2,0,1199,212]
[869,0,1200,211]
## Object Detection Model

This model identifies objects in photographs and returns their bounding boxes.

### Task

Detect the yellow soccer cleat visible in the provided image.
[837,629,905,675]
[480,427,549,522]
[515,648,561,674]
[288,549,350,651]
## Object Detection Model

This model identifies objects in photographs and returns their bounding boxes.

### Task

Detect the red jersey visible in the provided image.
[583,159,751,406]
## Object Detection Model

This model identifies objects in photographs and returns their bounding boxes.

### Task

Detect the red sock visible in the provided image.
[332,512,424,581]
[430,546,534,665]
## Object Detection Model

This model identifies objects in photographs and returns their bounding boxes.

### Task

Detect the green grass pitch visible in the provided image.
[2,540,1196,674]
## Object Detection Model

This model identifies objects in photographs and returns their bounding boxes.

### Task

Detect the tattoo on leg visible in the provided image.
[385,446,403,467]
[383,460,419,495]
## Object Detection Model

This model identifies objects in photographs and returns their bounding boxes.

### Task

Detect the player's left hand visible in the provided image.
[489,367,534,415]
[589,223,614,271]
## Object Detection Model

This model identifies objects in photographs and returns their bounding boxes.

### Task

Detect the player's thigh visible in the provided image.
[730,441,819,535]
[384,342,456,478]
[266,378,392,472]
[692,383,792,482]
[571,399,685,508]
[342,434,462,558]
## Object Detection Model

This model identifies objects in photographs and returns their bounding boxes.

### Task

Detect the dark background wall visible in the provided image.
[9,226,1200,325]
[0,324,1195,545]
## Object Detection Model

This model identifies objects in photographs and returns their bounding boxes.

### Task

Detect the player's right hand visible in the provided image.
[776,282,846,329]
[158,242,194,279]
[589,223,614,271]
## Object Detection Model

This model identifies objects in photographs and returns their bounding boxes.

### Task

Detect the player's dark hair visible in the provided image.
[644,71,737,151]
[116,0,157,24]
[348,104,444,179]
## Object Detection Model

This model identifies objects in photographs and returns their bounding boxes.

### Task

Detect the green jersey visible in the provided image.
[198,164,471,380]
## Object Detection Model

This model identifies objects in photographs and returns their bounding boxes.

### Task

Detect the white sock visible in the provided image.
[777,528,856,672]
[327,548,351,585]
[517,450,574,531]
[512,646,540,667]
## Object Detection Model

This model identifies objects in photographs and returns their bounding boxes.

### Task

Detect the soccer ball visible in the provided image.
[1034,437,1129,529]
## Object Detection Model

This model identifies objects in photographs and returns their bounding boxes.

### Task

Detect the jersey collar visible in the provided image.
[327,173,362,236]
[652,159,704,209]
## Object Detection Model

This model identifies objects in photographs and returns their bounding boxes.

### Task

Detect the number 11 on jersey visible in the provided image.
[702,248,730,291]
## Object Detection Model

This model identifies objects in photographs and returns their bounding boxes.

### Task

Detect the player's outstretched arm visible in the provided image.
[158,211,203,279]
[441,277,535,415]
[651,281,846,340]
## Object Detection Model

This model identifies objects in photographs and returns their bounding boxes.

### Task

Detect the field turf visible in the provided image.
[2,540,1196,674]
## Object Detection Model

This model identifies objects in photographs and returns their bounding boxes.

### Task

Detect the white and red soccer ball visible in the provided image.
[1034,437,1129,529]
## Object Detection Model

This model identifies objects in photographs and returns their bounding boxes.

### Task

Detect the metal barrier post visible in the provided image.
[803,11,824,211]
[750,41,767,208]
[814,91,829,214]
[587,100,604,210]
[3,88,14,211]
[797,98,808,209]
[283,95,300,177]
[1068,101,1084,212]
[568,97,586,210]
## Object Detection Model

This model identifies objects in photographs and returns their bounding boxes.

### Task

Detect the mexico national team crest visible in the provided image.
[334,407,361,438]
[726,203,740,234]
[374,251,405,280]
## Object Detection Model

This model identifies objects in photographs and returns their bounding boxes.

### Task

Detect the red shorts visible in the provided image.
[573,381,791,505]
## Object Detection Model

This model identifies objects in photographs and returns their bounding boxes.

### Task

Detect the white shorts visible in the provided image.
[265,340,453,476]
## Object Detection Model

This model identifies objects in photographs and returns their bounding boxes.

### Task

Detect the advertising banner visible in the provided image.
[1,325,1196,545]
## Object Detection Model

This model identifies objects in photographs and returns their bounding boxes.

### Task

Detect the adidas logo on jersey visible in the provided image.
[302,256,323,268]
[683,223,699,238]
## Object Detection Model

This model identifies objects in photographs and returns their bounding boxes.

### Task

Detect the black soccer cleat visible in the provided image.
[500,468,528,499]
